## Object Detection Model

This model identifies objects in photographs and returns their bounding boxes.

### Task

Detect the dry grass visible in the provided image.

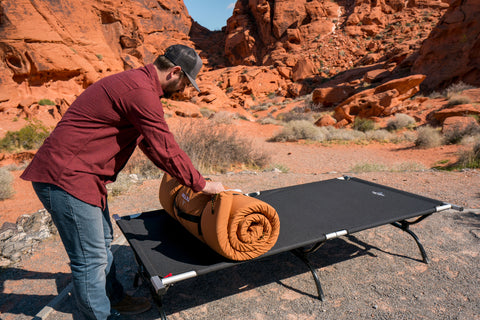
[446,94,472,107]
[415,126,444,148]
[107,173,139,197]
[351,161,427,173]
[455,141,480,169]
[444,81,476,98]
[270,120,326,142]
[123,150,163,179]
[444,121,480,145]
[0,167,15,200]
[386,113,416,131]
[174,120,270,173]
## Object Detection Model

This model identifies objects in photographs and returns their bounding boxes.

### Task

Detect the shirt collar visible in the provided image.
[146,63,164,97]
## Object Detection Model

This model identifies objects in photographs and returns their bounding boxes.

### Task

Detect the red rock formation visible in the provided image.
[2,0,479,133]
[433,104,480,122]
[412,0,480,90]
[333,74,426,124]
[224,0,341,69]
[0,0,194,110]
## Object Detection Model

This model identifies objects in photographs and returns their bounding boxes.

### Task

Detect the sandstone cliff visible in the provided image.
[0,0,478,132]
[412,0,480,91]
[0,0,194,112]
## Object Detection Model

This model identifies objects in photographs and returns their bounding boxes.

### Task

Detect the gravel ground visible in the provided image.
[1,141,479,320]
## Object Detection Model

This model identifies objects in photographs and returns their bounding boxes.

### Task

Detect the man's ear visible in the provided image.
[168,66,183,79]
[165,66,182,81]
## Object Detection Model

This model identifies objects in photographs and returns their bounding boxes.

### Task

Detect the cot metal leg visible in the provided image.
[391,214,432,264]
[133,261,169,319]
[291,242,326,301]
[152,294,168,320]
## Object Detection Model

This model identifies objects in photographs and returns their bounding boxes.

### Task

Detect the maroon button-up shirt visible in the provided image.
[21,64,206,209]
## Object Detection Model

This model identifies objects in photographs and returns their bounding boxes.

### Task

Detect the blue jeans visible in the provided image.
[32,182,124,320]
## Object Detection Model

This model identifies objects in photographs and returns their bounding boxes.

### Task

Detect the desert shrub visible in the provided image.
[325,127,366,141]
[0,167,15,200]
[365,129,396,142]
[199,107,215,118]
[174,121,270,173]
[351,161,426,173]
[460,133,480,146]
[446,94,472,107]
[392,130,418,143]
[427,82,476,100]
[38,99,56,106]
[455,141,480,169]
[444,121,480,145]
[270,120,326,142]
[395,162,427,172]
[0,121,50,151]
[415,126,444,148]
[352,117,376,132]
[444,81,476,98]
[276,111,314,122]
[303,94,324,112]
[351,163,387,172]
[210,111,237,124]
[107,172,136,196]
[257,117,280,125]
[123,150,162,179]
[250,103,271,111]
[386,113,416,131]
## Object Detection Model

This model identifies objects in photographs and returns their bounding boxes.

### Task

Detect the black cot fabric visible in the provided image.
[116,177,446,281]
[117,210,239,279]
[257,176,444,252]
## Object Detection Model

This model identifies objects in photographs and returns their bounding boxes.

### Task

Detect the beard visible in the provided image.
[162,77,184,99]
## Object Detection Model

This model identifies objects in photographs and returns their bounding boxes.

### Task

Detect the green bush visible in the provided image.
[353,117,376,132]
[415,126,444,148]
[38,99,56,106]
[174,121,270,173]
[0,122,50,151]
[0,167,15,200]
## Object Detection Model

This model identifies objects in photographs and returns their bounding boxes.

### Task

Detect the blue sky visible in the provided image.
[183,0,236,31]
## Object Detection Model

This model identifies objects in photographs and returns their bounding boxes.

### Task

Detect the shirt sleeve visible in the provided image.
[121,88,206,192]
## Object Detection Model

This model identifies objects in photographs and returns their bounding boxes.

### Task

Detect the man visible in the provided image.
[21,44,225,319]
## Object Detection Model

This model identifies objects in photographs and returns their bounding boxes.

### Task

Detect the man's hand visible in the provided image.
[202,181,225,194]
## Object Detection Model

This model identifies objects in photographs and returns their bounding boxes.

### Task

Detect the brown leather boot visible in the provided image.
[111,294,151,315]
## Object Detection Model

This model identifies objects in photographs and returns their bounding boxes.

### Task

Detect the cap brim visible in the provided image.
[185,73,200,92]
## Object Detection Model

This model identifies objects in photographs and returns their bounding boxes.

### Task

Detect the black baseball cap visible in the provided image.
[164,44,202,92]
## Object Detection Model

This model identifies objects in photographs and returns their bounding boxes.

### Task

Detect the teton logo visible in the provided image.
[372,191,385,197]
[181,193,190,202]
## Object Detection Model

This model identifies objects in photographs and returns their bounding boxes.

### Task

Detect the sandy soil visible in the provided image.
[1,119,479,319]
